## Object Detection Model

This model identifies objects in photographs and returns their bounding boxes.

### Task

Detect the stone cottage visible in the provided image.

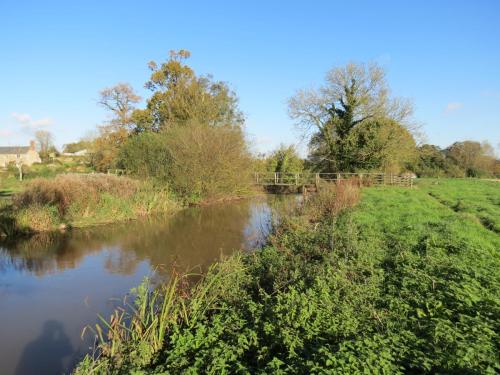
[0,140,42,168]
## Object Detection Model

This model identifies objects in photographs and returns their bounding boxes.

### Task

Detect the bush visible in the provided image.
[14,174,139,216]
[306,179,360,220]
[119,132,171,180]
[164,123,253,201]
[121,123,253,202]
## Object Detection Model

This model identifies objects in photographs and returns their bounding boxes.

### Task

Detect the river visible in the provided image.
[0,195,285,375]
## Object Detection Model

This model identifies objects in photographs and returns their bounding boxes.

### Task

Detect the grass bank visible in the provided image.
[74,179,500,374]
[0,174,179,237]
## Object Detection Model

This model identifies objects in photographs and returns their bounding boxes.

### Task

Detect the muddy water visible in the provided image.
[0,196,285,375]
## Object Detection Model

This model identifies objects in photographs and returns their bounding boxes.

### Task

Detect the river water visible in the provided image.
[0,196,282,375]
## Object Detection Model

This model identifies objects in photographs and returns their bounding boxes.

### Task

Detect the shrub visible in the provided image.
[13,174,139,216]
[306,179,360,219]
[119,132,171,180]
[120,123,253,202]
[163,122,253,201]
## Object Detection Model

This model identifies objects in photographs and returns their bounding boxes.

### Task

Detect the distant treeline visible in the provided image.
[414,141,499,178]
[62,51,498,191]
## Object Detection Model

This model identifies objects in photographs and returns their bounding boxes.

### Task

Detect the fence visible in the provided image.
[254,172,413,187]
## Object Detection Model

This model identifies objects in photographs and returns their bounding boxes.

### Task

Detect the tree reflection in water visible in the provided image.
[0,196,274,278]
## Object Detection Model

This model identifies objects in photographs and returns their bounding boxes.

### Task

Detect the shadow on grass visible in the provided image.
[0,189,13,198]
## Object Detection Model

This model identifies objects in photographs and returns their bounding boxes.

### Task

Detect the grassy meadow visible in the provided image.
[74,178,500,374]
[419,178,499,233]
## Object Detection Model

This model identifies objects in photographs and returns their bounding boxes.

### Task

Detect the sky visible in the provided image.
[1,0,499,155]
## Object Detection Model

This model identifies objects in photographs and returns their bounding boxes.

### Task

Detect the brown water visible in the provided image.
[0,196,281,375]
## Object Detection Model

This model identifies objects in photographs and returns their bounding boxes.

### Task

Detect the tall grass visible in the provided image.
[3,174,178,234]
[304,179,360,221]
[14,174,138,215]
[76,255,247,373]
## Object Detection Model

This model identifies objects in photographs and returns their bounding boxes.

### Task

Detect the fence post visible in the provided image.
[315,173,319,186]
[337,173,341,181]
[275,172,278,184]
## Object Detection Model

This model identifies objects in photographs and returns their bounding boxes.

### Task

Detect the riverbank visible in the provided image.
[0,173,265,238]
[73,179,499,374]
[0,174,180,237]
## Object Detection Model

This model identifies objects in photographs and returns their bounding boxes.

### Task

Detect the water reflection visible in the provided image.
[0,196,278,375]
[0,197,272,277]
[15,321,72,375]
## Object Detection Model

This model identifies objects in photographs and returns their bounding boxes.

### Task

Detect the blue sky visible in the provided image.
[1,0,499,154]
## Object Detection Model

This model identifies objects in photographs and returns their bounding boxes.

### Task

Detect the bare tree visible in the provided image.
[35,130,54,155]
[288,62,414,171]
[98,83,141,129]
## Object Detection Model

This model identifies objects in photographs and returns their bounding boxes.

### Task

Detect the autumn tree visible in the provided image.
[63,139,91,154]
[131,50,243,132]
[99,82,142,130]
[446,140,497,177]
[289,62,414,172]
[92,83,141,171]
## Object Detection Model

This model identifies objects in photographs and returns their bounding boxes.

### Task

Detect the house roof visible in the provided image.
[0,146,31,155]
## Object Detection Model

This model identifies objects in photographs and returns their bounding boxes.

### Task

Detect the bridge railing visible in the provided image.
[254,172,412,187]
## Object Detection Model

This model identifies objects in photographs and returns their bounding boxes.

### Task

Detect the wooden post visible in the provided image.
[275,172,278,184]
[295,173,298,185]
[359,173,363,186]
[337,173,341,181]
[315,173,319,186]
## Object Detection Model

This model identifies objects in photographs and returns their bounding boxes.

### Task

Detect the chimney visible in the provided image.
[30,140,36,151]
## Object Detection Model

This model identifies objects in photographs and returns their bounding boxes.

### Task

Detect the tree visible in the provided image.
[118,132,171,180]
[289,62,414,172]
[351,118,417,173]
[446,140,497,177]
[415,144,448,177]
[92,83,141,171]
[131,50,243,132]
[63,140,91,154]
[98,83,141,130]
[266,145,304,174]
[35,130,55,159]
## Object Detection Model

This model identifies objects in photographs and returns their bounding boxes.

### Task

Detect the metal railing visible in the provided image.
[254,172,413,187]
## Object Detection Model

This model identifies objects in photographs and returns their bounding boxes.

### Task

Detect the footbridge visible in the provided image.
[254,172,413,188]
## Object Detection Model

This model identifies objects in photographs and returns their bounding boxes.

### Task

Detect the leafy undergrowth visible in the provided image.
[418,178,500,233]
[74,181,500,374]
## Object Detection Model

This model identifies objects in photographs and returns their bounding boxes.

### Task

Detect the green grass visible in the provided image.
[74,179,500,374]
[416,178,500,233]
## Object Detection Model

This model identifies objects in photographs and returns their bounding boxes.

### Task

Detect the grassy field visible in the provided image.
[74,179,500,374]
[417,178,499,233]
